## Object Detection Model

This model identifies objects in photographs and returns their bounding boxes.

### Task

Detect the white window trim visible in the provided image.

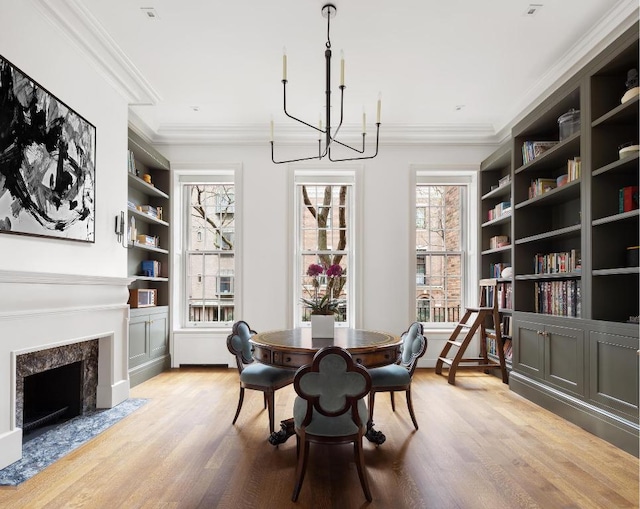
[172,163,243,330]
[410,165,478,331]
[287,165,363,329]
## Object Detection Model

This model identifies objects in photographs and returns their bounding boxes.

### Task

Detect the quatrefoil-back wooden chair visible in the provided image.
[368,321,427,430]
[226,320,295,434]
[292,346,373,503]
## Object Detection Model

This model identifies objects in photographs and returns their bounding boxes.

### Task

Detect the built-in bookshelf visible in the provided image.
[479,141,513,366]
[494,22,639,457]
[126,129,171,386]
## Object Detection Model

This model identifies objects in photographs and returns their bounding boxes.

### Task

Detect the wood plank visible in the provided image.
[0,367,637,508]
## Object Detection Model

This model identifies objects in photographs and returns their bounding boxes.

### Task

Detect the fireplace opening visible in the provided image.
[23,361,83,439]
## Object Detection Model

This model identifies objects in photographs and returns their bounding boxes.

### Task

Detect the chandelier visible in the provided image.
[270,3,381,164]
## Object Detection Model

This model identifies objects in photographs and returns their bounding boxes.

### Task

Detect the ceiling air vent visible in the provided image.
[525,4,543,16]
[140,7,160,20]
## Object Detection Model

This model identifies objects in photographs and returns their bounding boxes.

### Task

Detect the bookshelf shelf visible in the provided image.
[592,152,639,177]
[514,134,580,175]
[514,224,581,245]
[481,213,511,228]
[128,207,169,227]
[592,209,639,226]
[128,173,169,199]
[481,182,511,200]
[592,94,639,127]
[128,242,169,255]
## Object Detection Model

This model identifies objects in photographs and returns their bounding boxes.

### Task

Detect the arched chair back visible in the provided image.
[368,322,427,430]
[227,320,256,372]
[292,346,372,502]
[226,321,294,434]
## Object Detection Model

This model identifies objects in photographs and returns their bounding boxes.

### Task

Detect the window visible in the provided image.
[184,183,235,326]
[295,178,354,327]
[415,184,465,325]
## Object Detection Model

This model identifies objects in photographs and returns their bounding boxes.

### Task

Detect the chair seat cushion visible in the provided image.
[240,363,294,386]
[368,364,411,388]
[293,397,368,437]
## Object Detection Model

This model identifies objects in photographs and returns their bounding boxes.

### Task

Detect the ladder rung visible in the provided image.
[466,306,494,313]
[438,357,453,366]
[447,340,464,347]
[456,363,502,370]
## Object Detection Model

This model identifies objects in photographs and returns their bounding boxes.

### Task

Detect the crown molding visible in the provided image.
[147,122,501,146]
[34,0,161,105]
[495,1,639,133]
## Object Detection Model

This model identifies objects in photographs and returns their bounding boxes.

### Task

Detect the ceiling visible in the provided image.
[40,0,638,144]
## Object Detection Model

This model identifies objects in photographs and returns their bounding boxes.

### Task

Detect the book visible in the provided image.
[619,186,639,213]
[141,260,161,278]
[522,141,559,164]
[529,178,557,199]
[490,235,509,250]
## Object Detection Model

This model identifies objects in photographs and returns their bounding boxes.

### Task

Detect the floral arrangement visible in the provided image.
[301,263,343,315]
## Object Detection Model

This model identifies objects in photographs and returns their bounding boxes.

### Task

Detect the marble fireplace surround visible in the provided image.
[0,270,133,470]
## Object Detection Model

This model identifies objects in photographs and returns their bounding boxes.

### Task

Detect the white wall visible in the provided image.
[0,0,131,470]
[0,1,128,278]
[162,141,496,365]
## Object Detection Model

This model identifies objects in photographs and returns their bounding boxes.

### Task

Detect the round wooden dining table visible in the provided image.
[250,327,402,446]
[250,327,402,369]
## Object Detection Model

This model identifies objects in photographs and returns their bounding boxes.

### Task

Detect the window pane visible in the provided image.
[415,184,464,324]
[185,183,235,325]
[298,184,349,324]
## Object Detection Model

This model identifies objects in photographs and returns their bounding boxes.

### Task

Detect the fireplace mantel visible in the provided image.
[0,270,133,470]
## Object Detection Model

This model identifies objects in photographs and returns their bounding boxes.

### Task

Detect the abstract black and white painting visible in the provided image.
[0,55,95,242]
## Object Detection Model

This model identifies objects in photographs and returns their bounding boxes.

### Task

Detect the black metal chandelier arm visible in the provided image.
[271,140,326,165]
[327,124,380,162]
[282,81,325,135]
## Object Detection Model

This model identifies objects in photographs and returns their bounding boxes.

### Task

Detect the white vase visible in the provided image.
[310,314,335,338]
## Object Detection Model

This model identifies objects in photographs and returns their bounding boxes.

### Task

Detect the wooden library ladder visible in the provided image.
[435,278,508,385]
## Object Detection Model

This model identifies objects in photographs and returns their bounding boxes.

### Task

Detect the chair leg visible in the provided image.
[232,387,245,425]
[390,391,396,412]
[353,438,372,502]
[263,393,268,409]
[292,435,310,502]
[406,388,419,430]
[266,391,275,434]
[368,392,376,425]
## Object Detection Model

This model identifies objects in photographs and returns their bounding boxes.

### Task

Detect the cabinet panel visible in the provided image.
[149,312,169,359]
[589,329,639,419]
[513,320,544,379]
[129,317,149,369]
[129,307,169,381]
[544,323,584,395]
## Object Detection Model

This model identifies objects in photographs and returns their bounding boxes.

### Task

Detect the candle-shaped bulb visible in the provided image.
[270,118,274,142]
[340,50,345,87]
[362,110,366,134]
[319,116,323,140]
[376,92,382,123]
[282,47,287,81]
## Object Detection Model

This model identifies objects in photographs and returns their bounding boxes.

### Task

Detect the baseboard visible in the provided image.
[129,355,171,388]
[510,371,639,457]
[0,428,23,470]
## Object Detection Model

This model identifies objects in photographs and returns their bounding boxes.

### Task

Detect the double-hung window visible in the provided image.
[183,181,236,326]
[415,174,472,326]
[294,172,357,327]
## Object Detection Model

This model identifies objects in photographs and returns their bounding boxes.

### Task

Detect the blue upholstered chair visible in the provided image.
[226,321,295,434]
[368,322,427,430]
[292,346,372,502]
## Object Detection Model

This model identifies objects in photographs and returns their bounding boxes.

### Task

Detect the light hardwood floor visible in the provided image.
[0,367,638,508]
